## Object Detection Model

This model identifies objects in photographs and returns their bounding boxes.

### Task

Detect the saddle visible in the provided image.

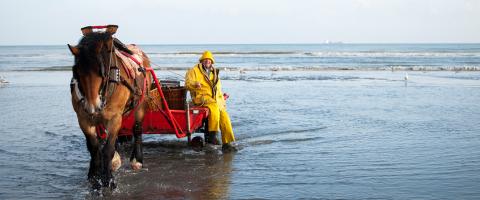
[115,44,145,79]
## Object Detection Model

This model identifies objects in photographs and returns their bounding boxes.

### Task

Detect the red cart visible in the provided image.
[97,67,209,143]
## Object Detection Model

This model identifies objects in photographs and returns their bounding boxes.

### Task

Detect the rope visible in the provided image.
[149,61,185,81]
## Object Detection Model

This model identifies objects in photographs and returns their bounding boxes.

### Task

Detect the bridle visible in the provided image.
[71,35,121,115]
[98,37,118,110]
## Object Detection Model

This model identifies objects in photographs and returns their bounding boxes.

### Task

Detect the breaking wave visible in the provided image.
[20,65,480,72]
[146,51,480,58]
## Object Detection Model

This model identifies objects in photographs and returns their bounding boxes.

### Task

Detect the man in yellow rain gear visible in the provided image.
[185,51,237,152]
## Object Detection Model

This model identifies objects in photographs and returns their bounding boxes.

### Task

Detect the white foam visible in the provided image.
[0,75,8,83]
[145,51,480,58]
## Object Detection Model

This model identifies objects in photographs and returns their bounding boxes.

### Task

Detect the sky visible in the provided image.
[0,0,479,45]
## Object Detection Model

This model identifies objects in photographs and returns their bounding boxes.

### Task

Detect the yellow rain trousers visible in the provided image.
[185,63,235,144]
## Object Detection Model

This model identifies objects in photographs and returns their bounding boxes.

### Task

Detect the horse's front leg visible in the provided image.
[78,118,102,189]
[130,107,145,170]
[102,114,122,189]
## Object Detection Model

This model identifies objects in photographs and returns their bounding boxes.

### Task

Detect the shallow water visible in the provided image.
[1,70,480,199]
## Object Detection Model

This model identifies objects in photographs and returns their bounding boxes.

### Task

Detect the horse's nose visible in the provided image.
[82,96,103,115]
[95,105,103,112]
[94,96,103,111]
[85,103,96,115]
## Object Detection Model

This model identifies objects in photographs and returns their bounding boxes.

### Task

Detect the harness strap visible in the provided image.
[120,76,136,94]
[120,51,142,66]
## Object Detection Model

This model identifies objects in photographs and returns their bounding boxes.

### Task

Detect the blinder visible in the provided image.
[97,54,107,78]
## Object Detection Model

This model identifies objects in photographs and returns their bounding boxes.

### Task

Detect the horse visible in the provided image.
[68,26,150,189]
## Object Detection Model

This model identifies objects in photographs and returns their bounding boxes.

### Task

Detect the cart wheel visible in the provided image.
[190,136,204,151]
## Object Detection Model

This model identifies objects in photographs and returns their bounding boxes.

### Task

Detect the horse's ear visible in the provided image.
[106,25,118,35]
[81,26,92,36]
[68,44,80,56]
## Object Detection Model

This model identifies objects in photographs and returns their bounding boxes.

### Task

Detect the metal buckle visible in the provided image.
[109,67,120,82]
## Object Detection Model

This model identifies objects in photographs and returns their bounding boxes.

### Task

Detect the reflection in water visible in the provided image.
[85,140,235,199]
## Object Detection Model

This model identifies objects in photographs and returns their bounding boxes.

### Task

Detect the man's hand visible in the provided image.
[194,82,201,89]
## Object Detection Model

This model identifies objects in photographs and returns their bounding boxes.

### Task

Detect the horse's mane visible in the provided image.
[78,32,111,52]
[73,32,111,76]
[74,32,133,77]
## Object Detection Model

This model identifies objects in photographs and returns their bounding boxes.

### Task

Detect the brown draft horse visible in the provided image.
[68,26,150,189]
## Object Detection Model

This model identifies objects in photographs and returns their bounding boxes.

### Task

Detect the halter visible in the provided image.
[71,25,124,115]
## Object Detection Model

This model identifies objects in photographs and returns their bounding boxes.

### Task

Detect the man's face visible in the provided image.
[201,59,213,70]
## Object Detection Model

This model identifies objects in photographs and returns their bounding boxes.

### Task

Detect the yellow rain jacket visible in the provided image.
[185,63,235,144]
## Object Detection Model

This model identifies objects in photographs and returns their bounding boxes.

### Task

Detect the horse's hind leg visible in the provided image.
[130,121,144,170]
[130,108,145,170]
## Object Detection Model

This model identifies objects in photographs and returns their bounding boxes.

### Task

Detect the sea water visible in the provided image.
[2,43,480,71]
[0,44,480,199]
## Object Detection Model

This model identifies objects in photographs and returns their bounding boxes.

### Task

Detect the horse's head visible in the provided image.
[68,29,116,115]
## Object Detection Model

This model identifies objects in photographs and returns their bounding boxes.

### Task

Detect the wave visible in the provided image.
[146,51,480,58]
[11,65,480,72]
[149,51,297,55]
[239,126,328,141]
[11,66,73,71]
[3,51,479,58]
[146,51,302,58]
[5,51,479,59]
[303,51,480,58]
[155,65,480,72]
[44,131,59,137]
[0,53,70,59]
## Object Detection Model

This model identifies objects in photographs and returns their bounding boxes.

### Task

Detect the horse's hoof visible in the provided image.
[107,179,117,189]
[111,151,121,171]
[101,177,116,190]
[89,177,102,190]
[130,160,143,170]
[92,182,101,190]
